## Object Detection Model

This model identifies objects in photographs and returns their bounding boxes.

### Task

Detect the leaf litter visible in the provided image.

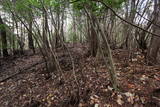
[0,43,160,107]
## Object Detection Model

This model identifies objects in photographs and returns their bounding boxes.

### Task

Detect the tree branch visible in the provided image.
[95,0,160,38]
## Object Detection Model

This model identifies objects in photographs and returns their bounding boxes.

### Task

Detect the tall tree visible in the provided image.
[90,14,98,57]
[147,0,160,64]
[122,0,136,49]
[28,9,35,53]
[0,16,9,57]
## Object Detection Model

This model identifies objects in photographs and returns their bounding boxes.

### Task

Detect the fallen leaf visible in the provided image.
[132,58,137,62]
[0,82,4,85]
[140,75,148,81]
[108,86,113,91]
[140,97,145,104]
[124,92,135,104]
[127,83,135,88]
[104,104,111,107]
[117,95,124,105]
[94,104,99,107]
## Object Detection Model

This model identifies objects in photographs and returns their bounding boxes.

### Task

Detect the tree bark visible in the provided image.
[90,14,98,57]
[0,16,8,57]
[28,18,35,53]
[147,0,160,64]
[123,0,136,49]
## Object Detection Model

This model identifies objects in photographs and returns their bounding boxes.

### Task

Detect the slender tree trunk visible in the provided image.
[95,17,118,90]
[90,14,98,57]
[12,17,16,54]
[28,18,35,53]
[55,10,61,48]
[19,22,24,54]
[61,11,65,42]
[43,10,49,49]
[147,0,160,64]
[0,16,8,57]
[123,0,136,49]
[85,7,118,89]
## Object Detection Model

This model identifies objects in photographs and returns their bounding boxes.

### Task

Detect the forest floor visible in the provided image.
[0,43,160,107]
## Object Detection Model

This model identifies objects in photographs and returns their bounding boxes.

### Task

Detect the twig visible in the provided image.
[96,0,160,38]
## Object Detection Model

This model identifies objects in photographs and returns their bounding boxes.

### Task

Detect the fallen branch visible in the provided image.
[0,60,45,83]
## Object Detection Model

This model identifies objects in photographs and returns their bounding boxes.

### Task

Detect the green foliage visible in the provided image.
[0,24,5,31]
[0,24,8,32]
[104,0,126,8]
[28,0,41,8]
[14,0,31,13]
[68,32,78,42]
[72,0,88,10]
[71,0,125,17]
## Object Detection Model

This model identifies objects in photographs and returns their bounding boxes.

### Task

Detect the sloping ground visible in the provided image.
[0,44,160,107]
[0,53,43,82]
